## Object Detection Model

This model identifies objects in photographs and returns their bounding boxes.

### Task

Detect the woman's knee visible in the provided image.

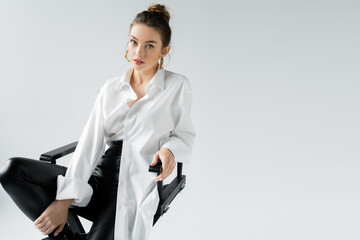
[0,157,25,183]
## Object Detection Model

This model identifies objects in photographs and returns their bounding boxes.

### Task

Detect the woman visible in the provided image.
[0,4,196,240]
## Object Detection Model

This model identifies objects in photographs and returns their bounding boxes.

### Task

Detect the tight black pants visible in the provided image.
[0,140,123,240]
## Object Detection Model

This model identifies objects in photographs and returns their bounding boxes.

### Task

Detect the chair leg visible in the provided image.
[67,210,86,234]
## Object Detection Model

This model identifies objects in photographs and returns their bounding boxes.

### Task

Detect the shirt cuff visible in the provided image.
[55,175,93,207]
[159,136,192,163]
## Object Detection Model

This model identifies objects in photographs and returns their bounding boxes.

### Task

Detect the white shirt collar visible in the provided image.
[118,67,165,91]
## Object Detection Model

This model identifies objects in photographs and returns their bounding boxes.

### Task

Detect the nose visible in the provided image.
[135,46,144,57]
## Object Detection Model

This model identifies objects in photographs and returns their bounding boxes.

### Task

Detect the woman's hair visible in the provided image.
[130,4,172,49]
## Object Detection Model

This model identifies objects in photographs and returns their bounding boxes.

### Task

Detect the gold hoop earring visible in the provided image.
[125,50,130,62]
[159,57,164,69]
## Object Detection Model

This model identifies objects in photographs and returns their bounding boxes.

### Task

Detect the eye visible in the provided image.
[147,44,154,49]
[130,39,137,44]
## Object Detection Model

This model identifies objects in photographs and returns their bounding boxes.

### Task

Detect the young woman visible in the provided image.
[0,4,196,240]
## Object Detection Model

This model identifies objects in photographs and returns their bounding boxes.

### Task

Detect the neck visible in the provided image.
[131,64,159,86]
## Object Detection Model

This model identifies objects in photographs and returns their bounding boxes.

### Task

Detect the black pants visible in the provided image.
[0,140,123,240]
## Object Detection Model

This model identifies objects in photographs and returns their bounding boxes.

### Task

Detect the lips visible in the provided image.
[134,59,144,63]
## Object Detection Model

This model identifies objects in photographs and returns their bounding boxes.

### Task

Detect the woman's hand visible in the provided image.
[151,147,175,181]
[34,199,72,236]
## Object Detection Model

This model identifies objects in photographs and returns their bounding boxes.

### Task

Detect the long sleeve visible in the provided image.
[55,87,106,207]
[159,78,196,163]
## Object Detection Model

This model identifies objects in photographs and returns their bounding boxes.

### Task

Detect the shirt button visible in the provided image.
[124,135,129,140]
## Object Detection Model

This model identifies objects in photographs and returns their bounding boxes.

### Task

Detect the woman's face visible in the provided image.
[128,23,170,72]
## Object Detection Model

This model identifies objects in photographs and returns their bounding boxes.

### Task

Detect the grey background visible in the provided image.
[0,0,359,239]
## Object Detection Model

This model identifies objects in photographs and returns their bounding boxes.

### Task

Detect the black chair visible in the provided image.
[39,141,186,236]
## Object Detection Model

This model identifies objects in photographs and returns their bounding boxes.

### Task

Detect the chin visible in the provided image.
[132,63,157,72]
[132,64,145,70]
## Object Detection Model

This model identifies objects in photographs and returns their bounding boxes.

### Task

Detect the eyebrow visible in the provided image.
[130,35,158,44]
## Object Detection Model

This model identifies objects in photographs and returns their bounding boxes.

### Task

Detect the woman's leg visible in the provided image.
[0,145,121,240]
[0,157,97,238]
[74,141,122,240]
[84,176,118,240]
[0,157,67,222]
[65,172,118,240]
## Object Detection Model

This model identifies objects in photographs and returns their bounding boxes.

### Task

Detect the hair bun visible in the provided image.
[147,4,170,23]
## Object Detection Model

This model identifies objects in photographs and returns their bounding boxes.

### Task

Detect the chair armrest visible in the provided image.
[149,161,162,173]
[148,161,183,177]
[39,141,78,164]
[160,174,186,211]
[149,160,186,225]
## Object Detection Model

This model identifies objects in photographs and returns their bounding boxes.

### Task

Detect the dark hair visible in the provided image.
[130,4,172,49]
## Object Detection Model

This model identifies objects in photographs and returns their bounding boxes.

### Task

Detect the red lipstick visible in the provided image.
[134,59,144,65]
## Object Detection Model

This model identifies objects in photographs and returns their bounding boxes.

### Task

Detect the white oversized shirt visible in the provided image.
[55,66,196,240]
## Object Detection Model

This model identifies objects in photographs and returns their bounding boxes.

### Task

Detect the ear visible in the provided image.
[161,46,170,58]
